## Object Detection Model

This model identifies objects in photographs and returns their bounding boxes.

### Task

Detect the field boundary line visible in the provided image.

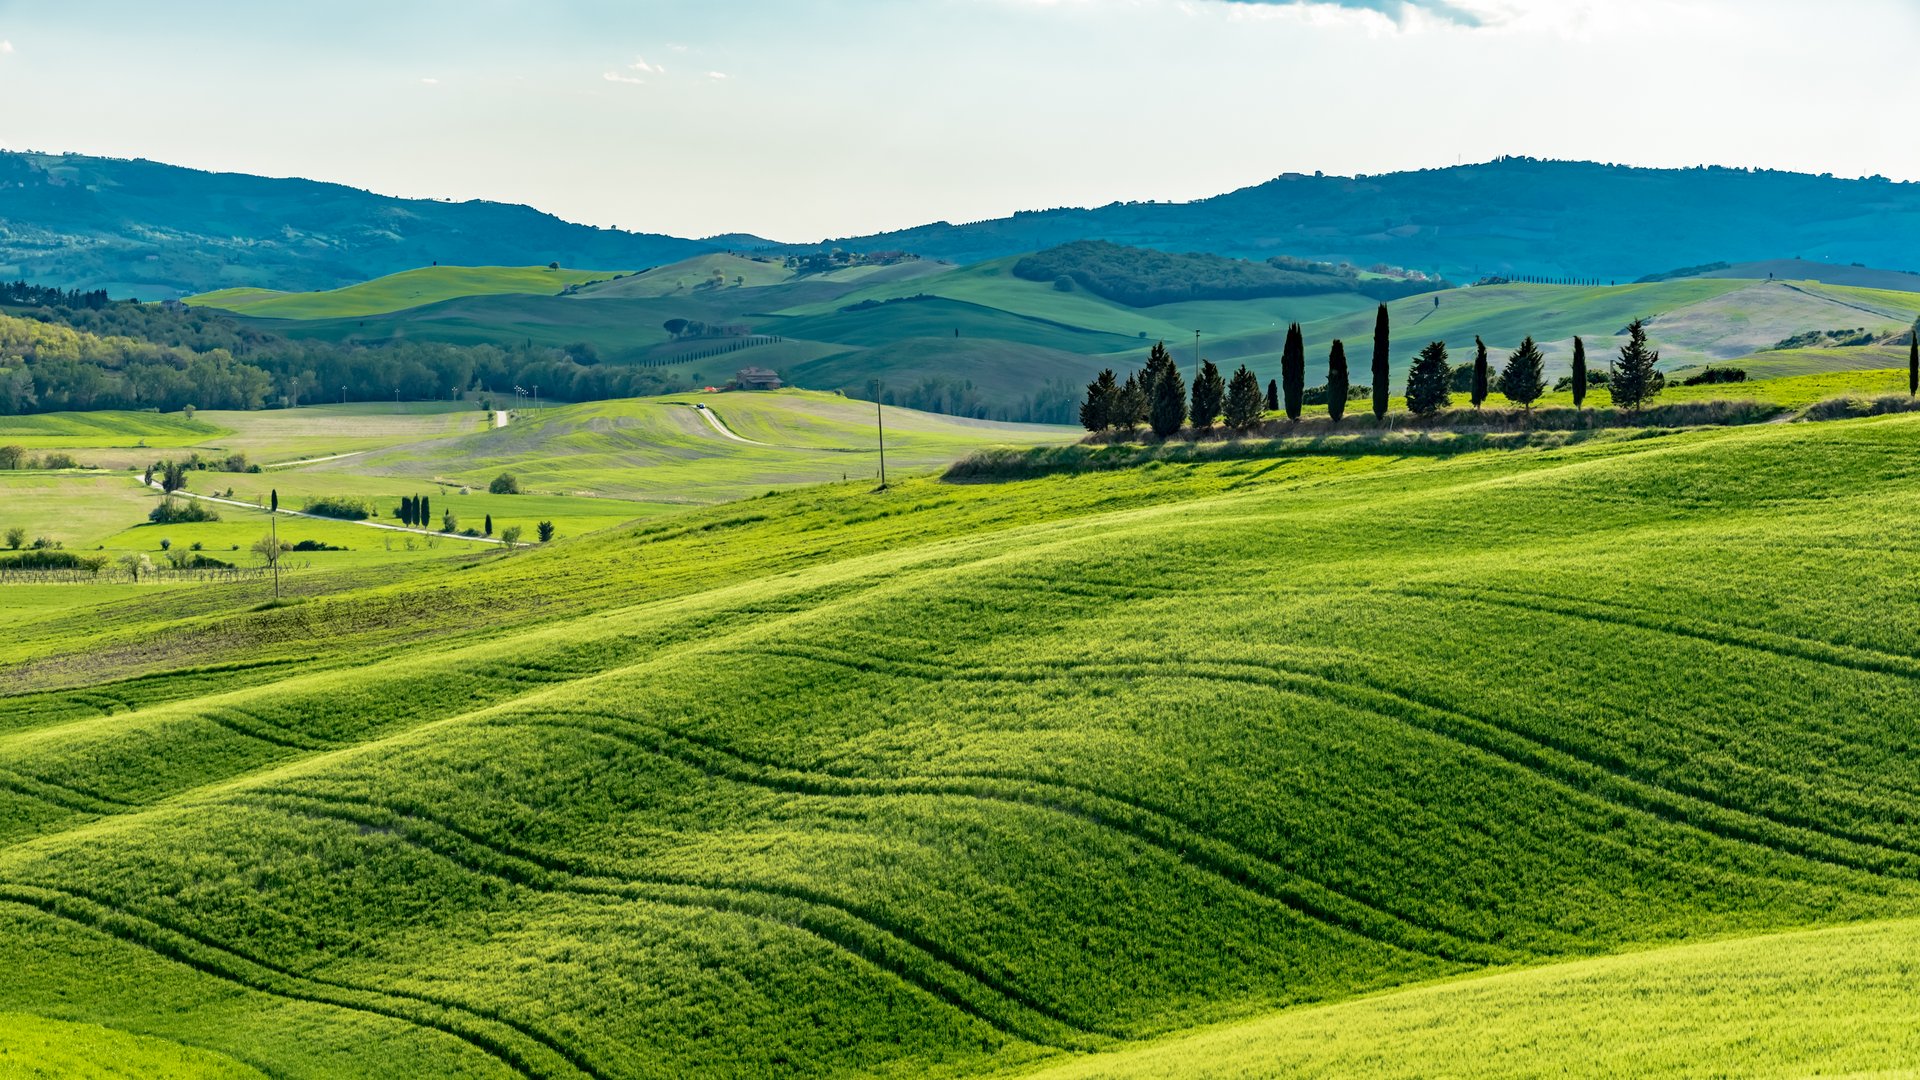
[142,478,505,545]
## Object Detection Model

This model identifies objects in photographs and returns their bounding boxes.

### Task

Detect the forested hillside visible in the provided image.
[819,159,1920,281]
[0,152,713,298]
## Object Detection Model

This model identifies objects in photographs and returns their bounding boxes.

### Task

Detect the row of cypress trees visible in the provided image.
[1080,305,1679,433]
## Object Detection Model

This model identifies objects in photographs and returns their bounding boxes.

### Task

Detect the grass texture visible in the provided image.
[2,411,1920,1075]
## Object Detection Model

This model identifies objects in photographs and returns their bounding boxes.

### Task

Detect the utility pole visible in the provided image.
[340,385,346,405]
[876,400,887,489]
[394,387,400,414]
[533,385,540,412]
[269,488,280,601]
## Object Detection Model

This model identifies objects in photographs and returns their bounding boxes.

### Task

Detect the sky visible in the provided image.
[0,0,1914,242]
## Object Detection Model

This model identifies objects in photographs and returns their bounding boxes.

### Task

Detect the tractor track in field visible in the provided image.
[236,786,1107,1051]
[0,880,596,1080]
[516,707,1515,967]
[714,641,1920,883]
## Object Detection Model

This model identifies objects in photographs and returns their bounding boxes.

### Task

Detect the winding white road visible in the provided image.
[144,479,506,545]
[691,403,771,445]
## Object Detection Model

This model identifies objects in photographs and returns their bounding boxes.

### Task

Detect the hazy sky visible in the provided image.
[1,0,1913,241]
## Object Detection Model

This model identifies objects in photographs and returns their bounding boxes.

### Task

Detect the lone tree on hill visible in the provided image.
[1326,340,1350,423]
[1499,336,1547,411]
[489,473,520,495]
[1470,336,1490,409]
[1371,304,1391,421]
[1405,341,1452,417]
[1611,319,1662,413]
[1265,379,1279,413]
[1149,358,1187,438]
[1113,373,1147,433]
[1281,323,1306,420]
[484,513,493,536]
[1225,365,1264,432]
[1572,336,1589,408]
[1079,368,1118,431]
[537,520,556,543]
[1189,359,1225,430]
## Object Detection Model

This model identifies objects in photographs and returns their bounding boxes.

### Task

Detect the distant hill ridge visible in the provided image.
[10,151,1920,301]
[0,151,714,299]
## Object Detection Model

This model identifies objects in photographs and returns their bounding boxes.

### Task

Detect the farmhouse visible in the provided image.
[735,366,783,391]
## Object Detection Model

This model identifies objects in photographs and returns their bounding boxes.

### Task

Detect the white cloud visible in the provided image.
[419,76,439,85]
[628,57,661,74]
[707,71,728,80]
[0,41,14,54]
[602,71,646,85]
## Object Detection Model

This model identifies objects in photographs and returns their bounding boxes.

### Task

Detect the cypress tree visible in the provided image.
[1470,336,1489,409]
[1404,341,1452,417]
[1079,369,1118,431]
[1149,360,1186,438]
[484,513,493,536]
[1611,319,1662,413]
[1371,304,1390,421]
[400,496,412,526]
[1265,379,1279,413]
[1225,365,1264,432]
[1189,359,1225,430]
[1498,336,1547,411]
[420,494,431,529]
[1114,374,1147,434]
[1141,341,1175,403]
[1572,336,1589,409]
[1326,340,1349,423]
[1910,324,1917,397]
[1281,322,1306,421]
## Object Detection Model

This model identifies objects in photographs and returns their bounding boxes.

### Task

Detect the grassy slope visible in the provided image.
[3,416,1920,1075]
[1017,918,1920,1079]
[0,1011,267,1079]
[572,254,793,298]
[333,389,1079,502]
[189,266,628,319]
[0,411,226,450]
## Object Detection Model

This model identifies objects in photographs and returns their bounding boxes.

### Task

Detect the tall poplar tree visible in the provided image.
[1265,379,1279,413]
[1281,322,1306,421]
[1572,336,1589,409]
[1470,336,1490,409]
[1909,324,1917,397]
[1371,304,1391,421]
[1326,340,1350,423]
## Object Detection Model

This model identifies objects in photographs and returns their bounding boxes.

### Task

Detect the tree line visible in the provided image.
[0,290,698,415]
[1079,305,1669,434]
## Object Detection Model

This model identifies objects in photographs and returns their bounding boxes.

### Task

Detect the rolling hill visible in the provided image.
[0,152,713,299]
[4,411,1920,1075]
[188,266,632,320]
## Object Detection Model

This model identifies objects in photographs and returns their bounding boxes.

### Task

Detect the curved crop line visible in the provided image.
[529,708,1512,966]
[0,766,135,815]
[1407,582,1920,684]
[701,642,1920,883]
[0,883,584,1080]
[1081,656,1920,881]
[235,787,1108,1050]
[198,707,337,753]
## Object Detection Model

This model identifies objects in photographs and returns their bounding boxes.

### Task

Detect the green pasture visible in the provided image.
[0,411,225,450]
[4,412,1920,1074]
[0,1010,266,1078]
[1019,918,1920,1079]
[189,265,629,319]
[573,253,793,298]
[332,389,1078,503]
